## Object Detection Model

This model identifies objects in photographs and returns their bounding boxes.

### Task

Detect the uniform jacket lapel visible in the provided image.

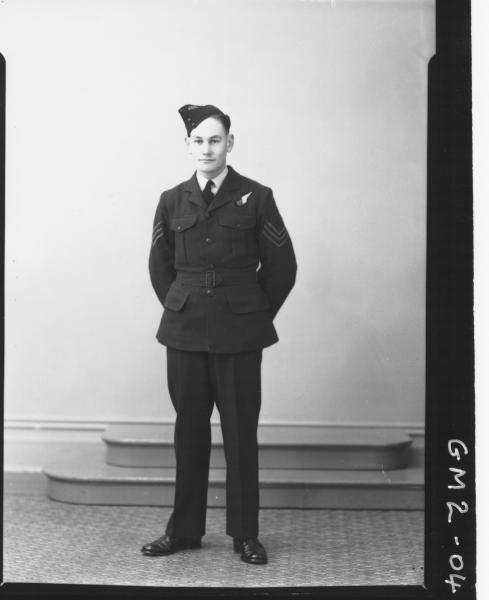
[208,166,242,212]
[182,173,207,210]
[182,166,243,212]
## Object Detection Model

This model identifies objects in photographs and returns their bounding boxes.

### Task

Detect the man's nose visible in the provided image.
[202,142,211,154]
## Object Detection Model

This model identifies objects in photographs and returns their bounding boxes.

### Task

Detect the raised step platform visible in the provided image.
[43,444,424,510]
[102,424,413,470]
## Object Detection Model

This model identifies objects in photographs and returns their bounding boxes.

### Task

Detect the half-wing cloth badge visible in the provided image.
[236,192,252,207]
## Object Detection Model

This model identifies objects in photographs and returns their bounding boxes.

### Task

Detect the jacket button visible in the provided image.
[208,264,215,269]
[206,289,213,296]
[177,225,182,231]
[205,237,213,244]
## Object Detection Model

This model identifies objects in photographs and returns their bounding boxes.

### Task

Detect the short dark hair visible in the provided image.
[209,112,231,134]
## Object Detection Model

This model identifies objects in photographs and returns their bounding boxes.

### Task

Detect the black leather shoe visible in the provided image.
[233,537,268,564]
[141,533,201,556]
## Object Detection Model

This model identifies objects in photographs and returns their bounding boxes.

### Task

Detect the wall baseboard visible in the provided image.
[5,417,425,432]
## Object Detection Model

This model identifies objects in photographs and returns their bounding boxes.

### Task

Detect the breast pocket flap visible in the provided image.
[170,214,198,233]
[219,215,256,230]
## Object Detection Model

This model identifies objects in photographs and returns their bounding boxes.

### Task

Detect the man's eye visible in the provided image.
[193,139,202,144]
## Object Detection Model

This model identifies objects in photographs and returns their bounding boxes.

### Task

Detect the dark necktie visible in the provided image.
[202,179,214,205]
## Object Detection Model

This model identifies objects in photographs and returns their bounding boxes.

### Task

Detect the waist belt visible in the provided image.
[176,270,257,289]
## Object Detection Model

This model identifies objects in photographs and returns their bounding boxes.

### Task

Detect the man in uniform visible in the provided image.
[142,104,296,564]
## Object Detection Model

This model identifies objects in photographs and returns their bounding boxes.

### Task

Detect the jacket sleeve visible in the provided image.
[148,194,176,306]
[256,189,297,319]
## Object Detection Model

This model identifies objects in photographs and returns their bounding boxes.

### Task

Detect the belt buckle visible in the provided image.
[205,270,216,288]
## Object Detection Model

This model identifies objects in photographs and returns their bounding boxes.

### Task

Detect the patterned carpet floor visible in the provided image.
[3,490,424,587]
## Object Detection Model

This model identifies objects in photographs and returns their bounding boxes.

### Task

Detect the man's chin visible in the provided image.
[197,162,224,177]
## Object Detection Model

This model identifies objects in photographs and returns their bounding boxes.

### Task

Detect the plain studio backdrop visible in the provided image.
[2,0,434,428]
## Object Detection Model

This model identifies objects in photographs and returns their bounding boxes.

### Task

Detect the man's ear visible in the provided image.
[227,133,234,152]
[185,136,191,151]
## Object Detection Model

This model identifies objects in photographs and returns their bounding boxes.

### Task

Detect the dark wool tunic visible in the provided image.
[149,166,297,353]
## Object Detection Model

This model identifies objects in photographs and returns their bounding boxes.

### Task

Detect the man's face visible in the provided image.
[185,117,234,179]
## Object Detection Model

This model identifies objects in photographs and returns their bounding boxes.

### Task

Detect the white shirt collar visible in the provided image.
[196,166,228,194]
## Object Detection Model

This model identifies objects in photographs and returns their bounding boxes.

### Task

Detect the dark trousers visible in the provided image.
[165,347,263,539]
